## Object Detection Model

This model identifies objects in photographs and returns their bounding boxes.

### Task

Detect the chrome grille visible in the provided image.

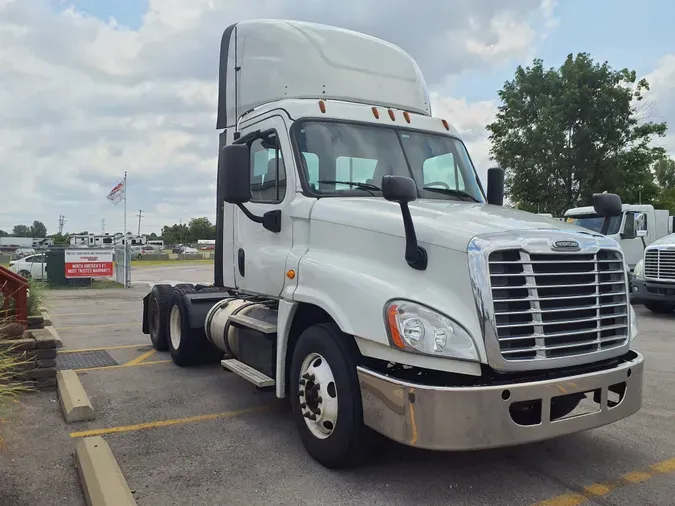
[488,249,629,361]
[644,248,675,280]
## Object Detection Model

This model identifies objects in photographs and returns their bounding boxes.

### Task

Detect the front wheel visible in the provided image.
[19,270,31,280]
[290,323,366,469]
[645,301,675,314]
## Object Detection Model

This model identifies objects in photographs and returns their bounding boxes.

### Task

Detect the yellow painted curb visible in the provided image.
[75,436,137,506]
[57,370,96,423]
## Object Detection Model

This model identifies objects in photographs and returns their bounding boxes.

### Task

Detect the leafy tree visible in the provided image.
[654,156,675,189]
[188,217,216,241]
[487,53,668,216]
[161,223,190,245]
[51,233,68,245]
[653,187,675,215]
[30,220,47,238]
[12,224,31,237]
[0,230,8,237]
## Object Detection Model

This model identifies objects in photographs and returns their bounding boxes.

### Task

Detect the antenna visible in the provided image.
[137,209,144,235]
[58,215,66,235]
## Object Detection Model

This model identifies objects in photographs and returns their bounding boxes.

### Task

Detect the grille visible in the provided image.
[644,249,675,280]
[488,249,629,361]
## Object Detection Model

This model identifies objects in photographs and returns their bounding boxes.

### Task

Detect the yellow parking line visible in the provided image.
[69,405,271,438]
[52,310,140,317]
[58,344,152,354]
[55,322,141,330]
[73,359,171,373]
[124,349,156,366]
[532,457,675,505]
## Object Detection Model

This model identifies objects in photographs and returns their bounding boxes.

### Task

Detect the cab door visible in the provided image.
[233,114,295,297]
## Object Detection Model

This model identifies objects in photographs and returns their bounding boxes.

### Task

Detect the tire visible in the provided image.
[167,286,218,366]
[173,283,194,291]
[289,323,366,469]
[19,270,31,280]
[645,301,675,314]
[147,284,173,351]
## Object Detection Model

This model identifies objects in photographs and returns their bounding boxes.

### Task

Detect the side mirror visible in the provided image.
[592,192,622,236]
[381,175,427,271]
[486,167,504,206]
[636,229,648,238]
[592,193,622,217]
[382,175,417,203]
[221,144,251,204]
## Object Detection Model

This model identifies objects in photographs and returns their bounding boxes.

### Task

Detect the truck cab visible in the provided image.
[631,232,675,313]
[564,204,672,270]
[142,19,643,469]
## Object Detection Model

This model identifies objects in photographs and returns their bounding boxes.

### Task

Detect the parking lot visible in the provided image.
[1,272,674,505]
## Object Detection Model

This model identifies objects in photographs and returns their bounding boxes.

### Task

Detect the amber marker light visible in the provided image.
[319,100,326,113]
[441,119,450,131]
[387,304,406,349]
[403,111,411,123]
[372,106,380,119]
[388,109,396,121]
[286,270,296,280]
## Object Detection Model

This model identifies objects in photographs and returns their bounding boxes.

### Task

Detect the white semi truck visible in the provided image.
[631,232,675,313]
[141,19,644,468]
[564,203,672,271]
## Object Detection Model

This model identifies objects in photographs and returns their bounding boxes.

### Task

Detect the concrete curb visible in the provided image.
[75,436,137,506]
[57,370,96,423]
[40,309,53,327]
[45,325,63,348]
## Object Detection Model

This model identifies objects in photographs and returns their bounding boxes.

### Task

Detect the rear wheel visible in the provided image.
[167,287,219,366]
[290,323,366,469]
[19,270,31,280]
[148,284,173,350]
[645,301,675,314]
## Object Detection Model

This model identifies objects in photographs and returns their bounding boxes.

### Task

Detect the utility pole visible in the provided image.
[58,215,66,235]
[101,219,106,234]
[137,209,143,235]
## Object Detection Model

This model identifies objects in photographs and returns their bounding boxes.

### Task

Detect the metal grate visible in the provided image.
[489,249,629,361]
[644,248,675,281]
[56,350,119,370]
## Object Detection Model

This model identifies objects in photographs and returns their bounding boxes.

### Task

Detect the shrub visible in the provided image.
[26,279,45,316]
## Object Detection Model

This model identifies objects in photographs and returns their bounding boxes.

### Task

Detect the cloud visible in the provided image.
[642,54,675,155]
[0,0,555,234]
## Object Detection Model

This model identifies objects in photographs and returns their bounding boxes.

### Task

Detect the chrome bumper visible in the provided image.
[357,351,644,451]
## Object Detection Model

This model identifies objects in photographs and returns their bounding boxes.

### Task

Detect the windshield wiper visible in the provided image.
[422,186,479,202]
[317,180,381,195]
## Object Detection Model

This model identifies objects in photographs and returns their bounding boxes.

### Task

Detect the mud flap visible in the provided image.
[142,293,150,334]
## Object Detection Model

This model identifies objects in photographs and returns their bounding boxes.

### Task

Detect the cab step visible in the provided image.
[228,313,277,334]
[221,358,275,388]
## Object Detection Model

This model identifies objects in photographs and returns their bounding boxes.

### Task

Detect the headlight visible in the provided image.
[633,259,644,279]
[630,304,638,341]
[384,300,479,361]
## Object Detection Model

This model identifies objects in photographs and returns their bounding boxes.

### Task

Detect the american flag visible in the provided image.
[106,179,125,205]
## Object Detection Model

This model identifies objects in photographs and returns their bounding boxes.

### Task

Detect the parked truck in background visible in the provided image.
[564,204,672,271]
[631,232,675,313]
[141,19,644,468]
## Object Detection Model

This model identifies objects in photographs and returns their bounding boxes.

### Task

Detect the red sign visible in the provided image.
[65,250,114,278]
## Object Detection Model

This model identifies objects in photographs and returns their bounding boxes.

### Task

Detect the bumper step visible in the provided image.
[221,358,275,388]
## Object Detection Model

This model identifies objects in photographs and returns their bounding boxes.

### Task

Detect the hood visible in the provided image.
[647,232,675,248]
[311,198,597,252]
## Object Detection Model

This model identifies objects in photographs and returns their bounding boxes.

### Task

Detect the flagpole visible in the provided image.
[123,171,128,288]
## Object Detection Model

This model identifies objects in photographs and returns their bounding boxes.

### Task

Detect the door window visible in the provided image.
[249,133,287,203]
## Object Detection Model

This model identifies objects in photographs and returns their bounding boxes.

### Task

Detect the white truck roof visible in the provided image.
[564,204,655,216]
[647,232,675,247]
[216,19,431,129]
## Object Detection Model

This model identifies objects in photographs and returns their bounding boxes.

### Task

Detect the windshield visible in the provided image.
[291,120,485,202]
[565,214,623,235]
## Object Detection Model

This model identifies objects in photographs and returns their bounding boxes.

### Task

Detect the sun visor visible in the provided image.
[216,19,431,129]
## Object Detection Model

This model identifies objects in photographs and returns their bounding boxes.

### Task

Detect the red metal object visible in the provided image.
[0,265,29,325]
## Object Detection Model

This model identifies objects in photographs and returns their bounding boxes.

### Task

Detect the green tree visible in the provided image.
[0,230,8,237]
[161,223,191,245]
[30,220,47,238]
[654,156,675,189]
[12,224,31,237]
[188,217,216,241]
[51,233,68,245]
[487,53,668,216]
[653,187,675,215]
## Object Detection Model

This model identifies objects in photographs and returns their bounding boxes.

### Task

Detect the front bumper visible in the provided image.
[630,278,675,304]
[357,350,643,451]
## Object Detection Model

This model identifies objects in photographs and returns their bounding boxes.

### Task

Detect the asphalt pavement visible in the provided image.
[0,265,673,506]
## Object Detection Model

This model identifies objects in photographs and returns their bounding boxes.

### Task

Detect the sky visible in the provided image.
[1,0,674,236]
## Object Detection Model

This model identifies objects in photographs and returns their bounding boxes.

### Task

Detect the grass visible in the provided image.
[46,279,124,290]
[26,279,45,316]
[131,258,213,268]
[0,325,34,448]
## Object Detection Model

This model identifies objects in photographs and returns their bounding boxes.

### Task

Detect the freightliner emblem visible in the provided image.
[551,240,580,251]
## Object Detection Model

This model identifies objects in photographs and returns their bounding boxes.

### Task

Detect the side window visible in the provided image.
[249,134,287,203]
[624,213,635,237]
[422,153,465,190]
[335,156,378,190]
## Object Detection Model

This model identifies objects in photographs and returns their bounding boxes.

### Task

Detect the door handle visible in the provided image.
[238,248,245,277]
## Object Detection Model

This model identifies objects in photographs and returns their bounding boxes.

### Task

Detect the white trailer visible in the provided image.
[141,20,643,469]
